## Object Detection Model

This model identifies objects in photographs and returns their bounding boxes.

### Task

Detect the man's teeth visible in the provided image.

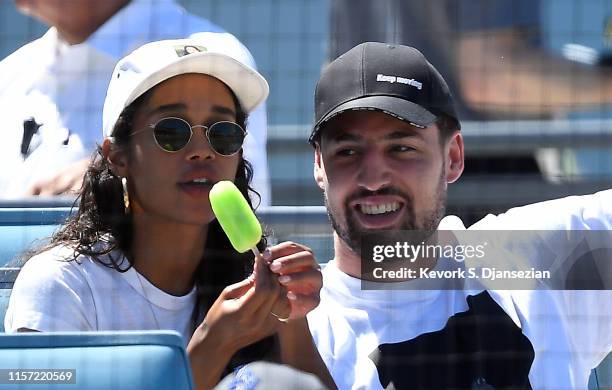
[359,202,400,215]
[190,178,210,184]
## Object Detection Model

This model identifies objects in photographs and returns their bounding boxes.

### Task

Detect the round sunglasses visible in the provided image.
[130,117,246,156]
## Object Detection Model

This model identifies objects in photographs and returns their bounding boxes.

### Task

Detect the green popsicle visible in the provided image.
[209,181,262,254]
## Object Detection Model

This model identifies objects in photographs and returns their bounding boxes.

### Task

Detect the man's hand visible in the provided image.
[267,242,323,320]
[26,158,89,196]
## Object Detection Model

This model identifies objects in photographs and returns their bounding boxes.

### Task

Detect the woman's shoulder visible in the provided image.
[23,244,86,273]
[26,244,92,268]
[11,243,127,314]
[7,243,110,332]
[20,242,127,282]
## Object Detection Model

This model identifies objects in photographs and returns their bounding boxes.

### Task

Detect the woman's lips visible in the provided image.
[178,181,213,198]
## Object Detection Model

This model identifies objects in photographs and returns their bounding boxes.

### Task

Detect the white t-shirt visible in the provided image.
[0,0,270,204]
[4,245,197,346]
[308,189,612,389]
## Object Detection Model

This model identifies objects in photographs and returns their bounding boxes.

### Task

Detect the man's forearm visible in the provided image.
[458,29,612,115]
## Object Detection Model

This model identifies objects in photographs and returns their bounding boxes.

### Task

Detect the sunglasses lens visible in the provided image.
[153,118,191,152]
[208,122,245,155]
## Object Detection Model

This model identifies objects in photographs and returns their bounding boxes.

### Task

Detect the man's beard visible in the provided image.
[324,171,447,255]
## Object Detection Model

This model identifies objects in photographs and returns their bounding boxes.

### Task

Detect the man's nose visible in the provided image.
[356,149,391,191]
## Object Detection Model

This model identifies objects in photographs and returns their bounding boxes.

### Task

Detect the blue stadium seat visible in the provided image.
[0,201,71,267]
[0,225,58,267]
[0,289,11,333]
[0,331,193,389]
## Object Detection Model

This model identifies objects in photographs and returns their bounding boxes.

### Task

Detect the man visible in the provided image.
[0,0,270,205]
[306,42,612,389]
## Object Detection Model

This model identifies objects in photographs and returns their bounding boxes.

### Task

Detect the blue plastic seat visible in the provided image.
[0,202,70,267]
[0,225,58,267]
[0,289,11,333]
[0,331,193,389]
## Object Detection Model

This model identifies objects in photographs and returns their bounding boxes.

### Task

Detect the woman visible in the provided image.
[4,37,335,389]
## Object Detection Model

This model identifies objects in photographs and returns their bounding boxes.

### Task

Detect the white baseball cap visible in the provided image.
[102,36,269,138]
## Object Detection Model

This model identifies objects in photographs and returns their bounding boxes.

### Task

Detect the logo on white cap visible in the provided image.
[174,44,207,57]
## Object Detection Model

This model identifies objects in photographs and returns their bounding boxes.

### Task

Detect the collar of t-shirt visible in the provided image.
[119,257,197,311]
[320,260,484,345]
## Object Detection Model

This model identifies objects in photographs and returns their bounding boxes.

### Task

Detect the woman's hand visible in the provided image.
[266,242,323,321]
[199,253,289,353]
[187,254,289,389]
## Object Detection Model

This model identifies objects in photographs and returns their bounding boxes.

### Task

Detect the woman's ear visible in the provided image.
[102,138,129,177]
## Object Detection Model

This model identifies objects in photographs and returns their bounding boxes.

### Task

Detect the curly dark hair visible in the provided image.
[27,83,277,373]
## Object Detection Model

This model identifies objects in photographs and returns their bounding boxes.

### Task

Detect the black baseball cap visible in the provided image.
[309,42,460,144]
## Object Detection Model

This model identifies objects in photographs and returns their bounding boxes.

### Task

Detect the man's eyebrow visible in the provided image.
[385,129,425,140]
[328,132,360,143]
[328,128,424,144]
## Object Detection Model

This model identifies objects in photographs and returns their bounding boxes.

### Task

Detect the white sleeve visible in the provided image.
[4,251,96,332]
[471,189,612,230]
[470,190,612,369]
[469,190,612,288]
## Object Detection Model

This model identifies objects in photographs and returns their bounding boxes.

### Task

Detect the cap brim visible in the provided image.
[126,51,269,114]
[310,95,437,143]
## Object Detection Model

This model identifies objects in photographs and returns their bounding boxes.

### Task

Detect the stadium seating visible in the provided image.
[0,331,193,389]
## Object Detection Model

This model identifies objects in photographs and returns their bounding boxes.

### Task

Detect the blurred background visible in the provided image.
[1,0,611,224]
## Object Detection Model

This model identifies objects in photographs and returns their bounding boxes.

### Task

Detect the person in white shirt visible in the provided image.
[0,0,270,206]
[5,37,334,390]
[303,42,612,389]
